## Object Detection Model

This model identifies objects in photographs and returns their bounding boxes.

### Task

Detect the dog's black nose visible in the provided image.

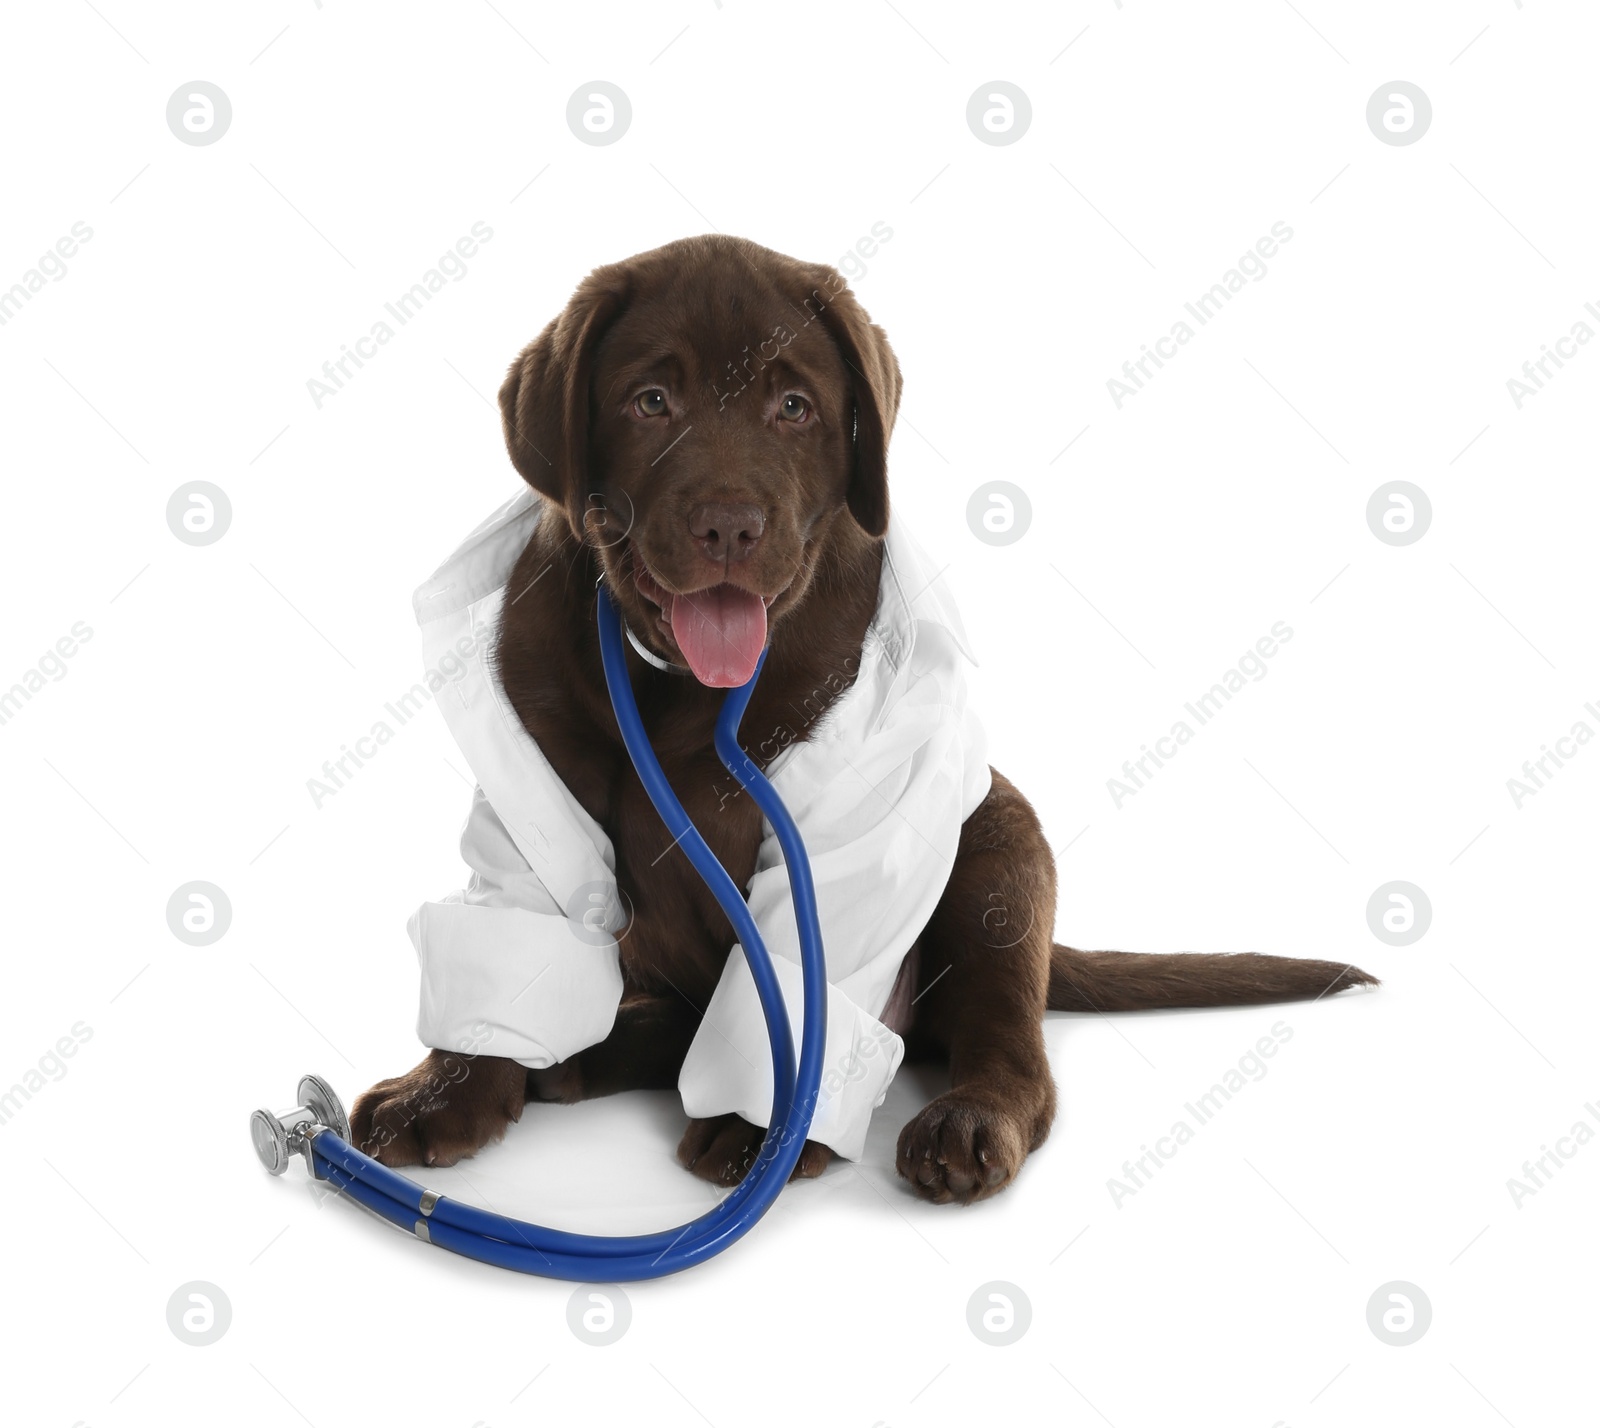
[688,502,765,563]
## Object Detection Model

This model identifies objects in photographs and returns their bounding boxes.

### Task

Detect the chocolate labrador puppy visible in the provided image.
[352,235,1375,1203]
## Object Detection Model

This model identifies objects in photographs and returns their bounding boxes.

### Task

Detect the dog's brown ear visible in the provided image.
[498,270,627,534]
[808,276,900,539]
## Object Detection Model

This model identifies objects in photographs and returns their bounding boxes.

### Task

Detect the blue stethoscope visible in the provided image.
[249,587,826,1280]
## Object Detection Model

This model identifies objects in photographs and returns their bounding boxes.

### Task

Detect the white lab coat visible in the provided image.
[406,486,991,1160]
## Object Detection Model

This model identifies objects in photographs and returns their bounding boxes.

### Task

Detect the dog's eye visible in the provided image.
[635,389,668,417]
[778,394,810,422]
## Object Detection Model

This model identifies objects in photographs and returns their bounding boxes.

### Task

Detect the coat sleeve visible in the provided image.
[676,621,992,1161]
[407,785,625,1069]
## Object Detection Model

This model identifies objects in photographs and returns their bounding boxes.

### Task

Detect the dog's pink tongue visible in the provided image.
[668,584,767,687]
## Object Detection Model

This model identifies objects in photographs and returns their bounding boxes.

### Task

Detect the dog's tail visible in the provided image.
[1046,944,1377,1013]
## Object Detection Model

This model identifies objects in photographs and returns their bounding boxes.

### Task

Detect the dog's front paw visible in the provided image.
[896,1091,1028,1204]
[676,1113,832,1187]
[349,1050,526,1168]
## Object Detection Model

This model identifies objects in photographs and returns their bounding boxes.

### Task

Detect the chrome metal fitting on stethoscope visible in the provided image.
[249,1074,351,1177]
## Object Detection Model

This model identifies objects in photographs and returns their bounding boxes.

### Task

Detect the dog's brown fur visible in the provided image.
[353,235,1376,1203]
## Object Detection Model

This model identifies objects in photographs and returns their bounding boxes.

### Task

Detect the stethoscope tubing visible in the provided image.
[300,586,827,1280]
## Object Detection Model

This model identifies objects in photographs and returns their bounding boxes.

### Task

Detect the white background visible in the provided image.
[2,2,1595,1425]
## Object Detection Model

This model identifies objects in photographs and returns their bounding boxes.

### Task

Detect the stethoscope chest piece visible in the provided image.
[250,1074,352,1176]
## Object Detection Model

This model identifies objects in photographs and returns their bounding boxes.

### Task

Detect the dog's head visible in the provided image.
[497,235,900,686]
